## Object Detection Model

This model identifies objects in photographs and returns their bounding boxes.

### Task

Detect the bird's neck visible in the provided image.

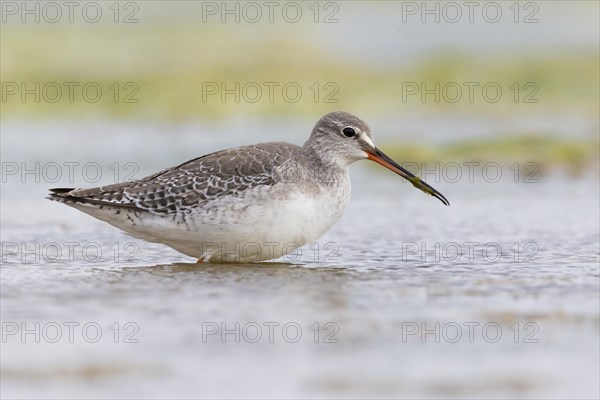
[301,142,349,186]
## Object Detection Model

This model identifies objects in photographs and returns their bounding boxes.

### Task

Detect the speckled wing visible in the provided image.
[47,142,302,214]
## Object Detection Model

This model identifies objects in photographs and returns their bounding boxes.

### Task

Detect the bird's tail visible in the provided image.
[46,188,80,204]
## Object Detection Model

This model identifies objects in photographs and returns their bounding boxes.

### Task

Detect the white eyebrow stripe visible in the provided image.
[362,135,375,148]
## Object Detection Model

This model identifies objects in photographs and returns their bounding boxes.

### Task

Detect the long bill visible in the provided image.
[366,148,450,206]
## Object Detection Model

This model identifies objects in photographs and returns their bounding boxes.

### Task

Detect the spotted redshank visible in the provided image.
[48,111,449,263]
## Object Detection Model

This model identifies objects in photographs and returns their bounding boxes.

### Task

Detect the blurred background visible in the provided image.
[1,1,599,399]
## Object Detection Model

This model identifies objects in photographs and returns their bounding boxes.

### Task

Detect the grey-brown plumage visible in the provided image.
[48,111,448,262]
[48,142,308,214]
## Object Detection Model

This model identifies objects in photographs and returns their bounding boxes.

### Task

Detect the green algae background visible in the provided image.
[382,135,600,176]
[2,27,598,118]
[1,2,599,171]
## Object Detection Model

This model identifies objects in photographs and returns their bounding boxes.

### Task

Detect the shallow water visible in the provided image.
[1,123,599,399]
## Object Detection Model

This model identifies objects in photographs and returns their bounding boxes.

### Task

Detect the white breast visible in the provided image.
[85,171,352,263]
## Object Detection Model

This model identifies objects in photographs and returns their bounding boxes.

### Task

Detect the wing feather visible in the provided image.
[47,142,302,214]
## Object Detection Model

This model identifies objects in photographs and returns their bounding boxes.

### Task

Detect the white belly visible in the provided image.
[87,178,351,262]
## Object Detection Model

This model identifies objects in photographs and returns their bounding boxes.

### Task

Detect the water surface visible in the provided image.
[1,124,599,399]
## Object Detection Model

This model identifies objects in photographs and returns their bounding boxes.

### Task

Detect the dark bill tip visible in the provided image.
[367,148,450,206]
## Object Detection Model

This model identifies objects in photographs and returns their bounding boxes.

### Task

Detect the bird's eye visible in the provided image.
[342,127,356,138]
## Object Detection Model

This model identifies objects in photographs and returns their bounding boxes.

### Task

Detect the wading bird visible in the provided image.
[48,111,449,263]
